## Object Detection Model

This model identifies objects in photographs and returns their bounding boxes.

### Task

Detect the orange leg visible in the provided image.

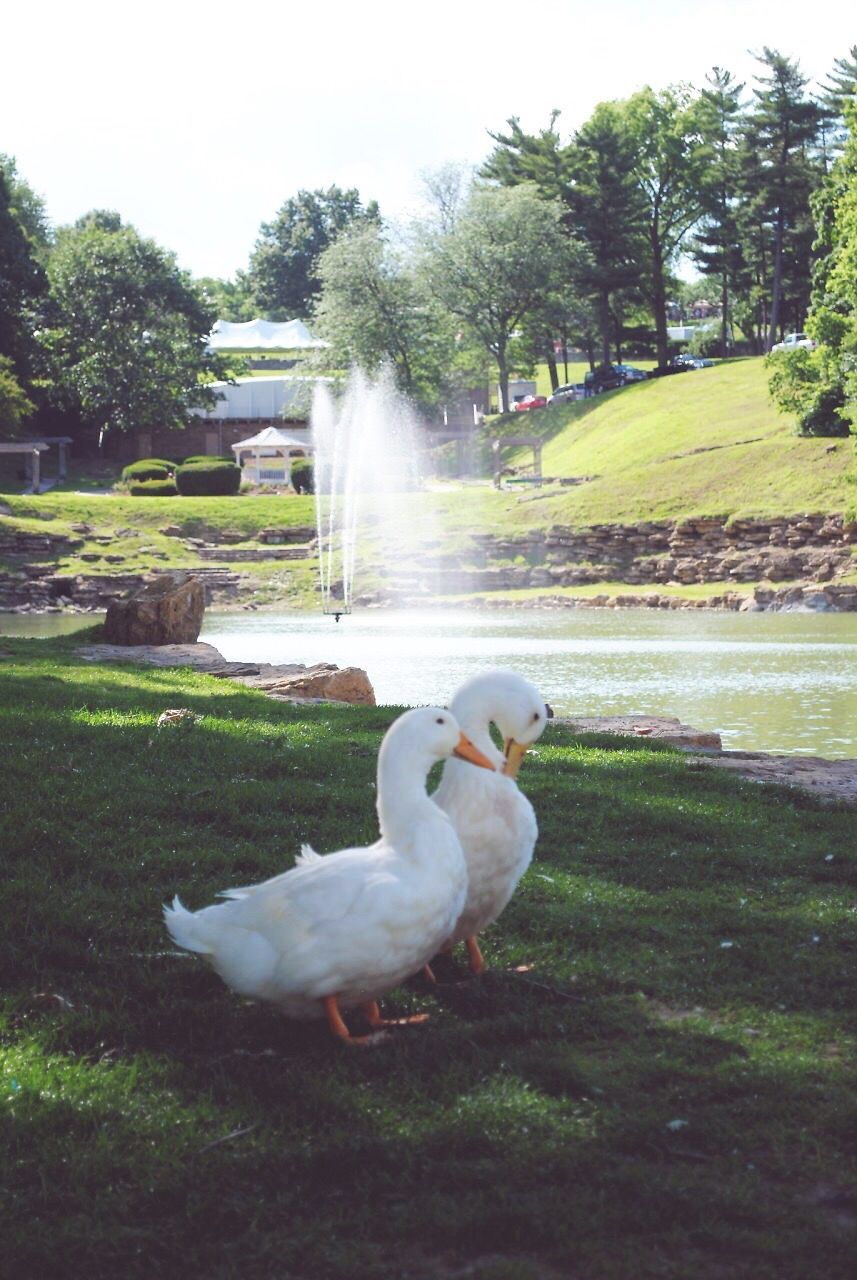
[322,995,387,1047]
[465,936,485,975]
[422,964,437,983]
[361,1000,430,1029]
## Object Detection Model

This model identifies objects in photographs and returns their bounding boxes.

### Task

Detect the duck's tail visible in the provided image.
[294,843,323,868]
[163,895,213,955]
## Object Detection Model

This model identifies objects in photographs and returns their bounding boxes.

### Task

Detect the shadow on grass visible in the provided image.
[3,655,856,1276]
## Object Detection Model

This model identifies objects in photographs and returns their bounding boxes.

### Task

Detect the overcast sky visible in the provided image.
[3,0,853,280]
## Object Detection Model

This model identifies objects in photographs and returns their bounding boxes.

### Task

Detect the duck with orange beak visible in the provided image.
[432,670,551,974]
[164,706,496,1045]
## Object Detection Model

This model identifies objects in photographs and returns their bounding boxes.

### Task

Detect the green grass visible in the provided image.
[1,638,856,1278]
[494,358,855,525]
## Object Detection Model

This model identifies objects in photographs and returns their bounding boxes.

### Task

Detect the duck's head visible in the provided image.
[380,706,498,777]
[449,670,552,780]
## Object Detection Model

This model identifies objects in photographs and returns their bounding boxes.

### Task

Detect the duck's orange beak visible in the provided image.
[453,732,497,771]
[502,738,528,779]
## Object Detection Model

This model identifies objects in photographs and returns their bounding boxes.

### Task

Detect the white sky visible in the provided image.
[3,0,854,280]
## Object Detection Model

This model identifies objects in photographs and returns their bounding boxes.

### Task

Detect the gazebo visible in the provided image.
[231,426,314,486]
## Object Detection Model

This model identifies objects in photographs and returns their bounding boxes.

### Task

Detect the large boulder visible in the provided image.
[264,663,376,705]
[103,572,205,646]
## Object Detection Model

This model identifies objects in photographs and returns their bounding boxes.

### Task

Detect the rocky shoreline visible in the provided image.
[1,511,854,614]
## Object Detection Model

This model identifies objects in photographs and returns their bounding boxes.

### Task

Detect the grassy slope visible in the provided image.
[1,639,855,1278]
[494,357,855,526]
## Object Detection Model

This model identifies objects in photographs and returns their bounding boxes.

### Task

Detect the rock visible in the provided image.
[265,663,376,705]
[557,714,722,750]
[102,572,205,646]
[77,641,229,669]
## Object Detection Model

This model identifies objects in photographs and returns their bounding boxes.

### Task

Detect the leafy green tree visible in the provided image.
[43,213,226,447]
[819,44,857,154]
[419,184,571,411]
[624,85,707,367]
[0,154,51,264]
[0,354,34,438]
[742,49,823,349]
[692,68,746,356]
[313,221,453,407]
[249,186,380,320]
[768,96,857,436]
[482,108,645,367]
[196,272,256,321]
[0,167,45,379]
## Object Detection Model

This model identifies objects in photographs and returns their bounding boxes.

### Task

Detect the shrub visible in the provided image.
[182,454,234,465]
[175,460,241,496]
[121,458,176,483]
[128,478,178,497]
[290,457,314,494]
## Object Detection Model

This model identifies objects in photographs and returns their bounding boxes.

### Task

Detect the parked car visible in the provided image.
[668,354,712,370]
[771,332,816,353]
[614,364,649,383]
[584,366,625,394]
[547,382,584,405]
[513,394,548,412]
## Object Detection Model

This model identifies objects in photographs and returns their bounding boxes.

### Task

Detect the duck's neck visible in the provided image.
[376,747,441,846]
[448,693,505,771]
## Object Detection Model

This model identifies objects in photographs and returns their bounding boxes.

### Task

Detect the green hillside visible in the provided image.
[496,357,854,526]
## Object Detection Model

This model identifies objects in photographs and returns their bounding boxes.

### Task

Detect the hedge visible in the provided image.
[182,455,234,465]
[290,457,314,495]
[121,458,176,483]
[175,461,241,496]
[128,478,178,497]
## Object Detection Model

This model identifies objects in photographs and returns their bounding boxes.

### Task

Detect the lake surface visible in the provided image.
[4,607,855,758]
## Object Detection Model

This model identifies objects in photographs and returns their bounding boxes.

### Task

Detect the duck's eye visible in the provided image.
[436,716,445,725]
[532,711,541,723]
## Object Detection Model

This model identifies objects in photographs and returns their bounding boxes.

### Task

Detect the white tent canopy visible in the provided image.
[208,318,327,350]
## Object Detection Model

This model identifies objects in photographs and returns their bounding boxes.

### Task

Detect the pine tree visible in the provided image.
[742,49,824,349]
[692,68,745,356]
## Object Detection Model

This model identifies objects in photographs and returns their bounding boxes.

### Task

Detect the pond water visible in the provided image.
[4,607,856,758]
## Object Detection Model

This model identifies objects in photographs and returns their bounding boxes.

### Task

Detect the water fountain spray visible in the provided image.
[311,367,425,618]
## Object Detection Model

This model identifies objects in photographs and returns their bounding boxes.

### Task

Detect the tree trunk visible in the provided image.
[545,340,559,392]
[766,206,785,351]
[720,268,729,357]
[496,340,510,413]
[598,290,611,366]
[651,238,669,368]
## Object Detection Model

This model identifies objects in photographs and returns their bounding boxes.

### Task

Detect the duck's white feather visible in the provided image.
[164,708,470,1020]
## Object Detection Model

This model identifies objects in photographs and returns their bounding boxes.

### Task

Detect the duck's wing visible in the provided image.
[294,843,323,868]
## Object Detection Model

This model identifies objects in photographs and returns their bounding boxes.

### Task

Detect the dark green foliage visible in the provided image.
[249,186,381,319]
[0,165,45,379]
[182,454,234,465]
[42,213,228,446]
[127,478,178,496]
[1,641,855,1279]
[120,458,177,483]
[175,460,241,495]
[290,456,314,493]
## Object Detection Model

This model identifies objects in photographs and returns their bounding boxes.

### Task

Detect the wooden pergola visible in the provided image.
[491,435,544,488]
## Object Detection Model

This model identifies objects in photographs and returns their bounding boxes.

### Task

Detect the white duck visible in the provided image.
[431,670,550,974]
[164,707,495,1045]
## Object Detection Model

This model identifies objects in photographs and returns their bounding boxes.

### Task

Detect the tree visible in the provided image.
[482,108,646,367]
[768,95,857,436]
[0,167,45,379]
[419,184,571,411]
[819,44,857,154]
[743,49,823,350]
[43,213,226,447]
[624,85,708,367]
[0,154,51,264]
[692,68,746,356]
[249,186,380,320]
[313,222,453,407]
[196,272,256,321]
[0,354,34,439]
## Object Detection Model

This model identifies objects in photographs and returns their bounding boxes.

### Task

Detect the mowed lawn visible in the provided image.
[496,357,856,526]
[1,636,855,1278]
